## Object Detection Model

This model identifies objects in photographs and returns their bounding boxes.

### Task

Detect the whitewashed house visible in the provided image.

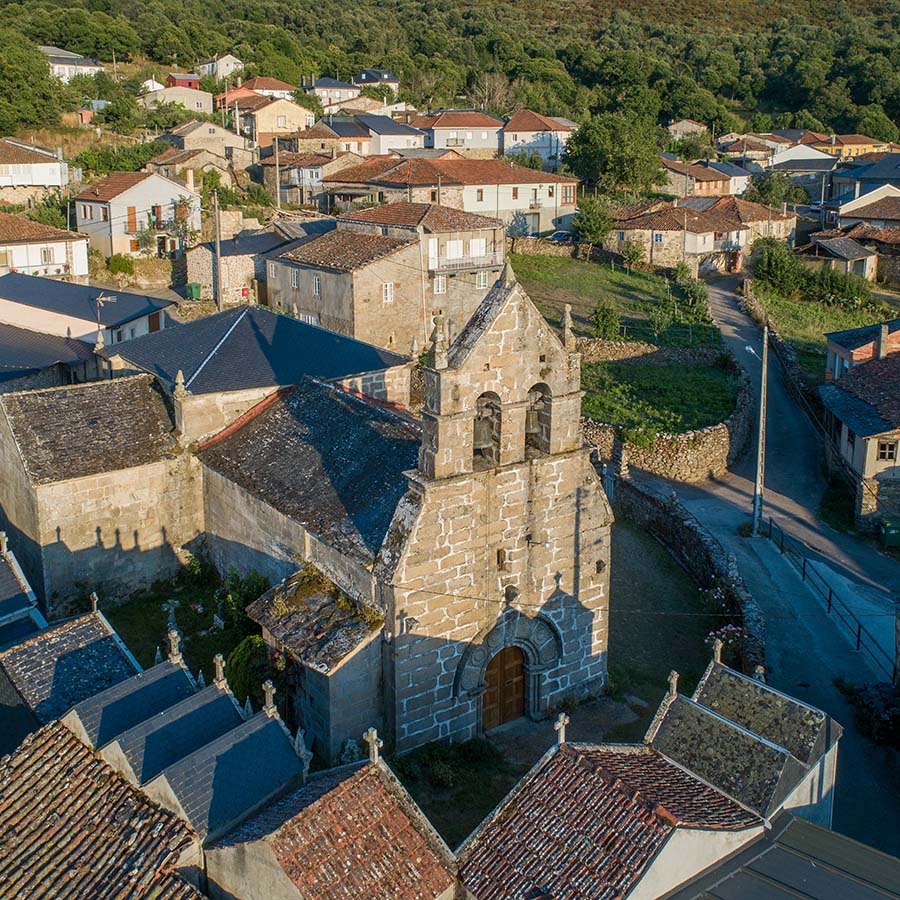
[196,54,243,81]
[0,140,69,205]
[39,46,104,82]
[75,171,201,258]
[411,110,504,153]
[501,110,575,170]
[303,76,362,106]
[0,212,89,282]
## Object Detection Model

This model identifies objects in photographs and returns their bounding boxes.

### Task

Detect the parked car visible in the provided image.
[549,230,575,243]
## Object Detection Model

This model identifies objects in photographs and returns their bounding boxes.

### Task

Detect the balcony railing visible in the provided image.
[445,138,466,147]
[429,251,504,271]
[529,199,543,209]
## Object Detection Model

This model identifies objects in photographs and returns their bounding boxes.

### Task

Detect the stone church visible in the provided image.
[0,270,613,762]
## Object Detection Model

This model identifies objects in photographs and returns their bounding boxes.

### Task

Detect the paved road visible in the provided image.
[640,276,900,853]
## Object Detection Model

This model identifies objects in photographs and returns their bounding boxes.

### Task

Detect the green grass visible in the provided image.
[510,253,719,347]
[606,522,734,741]
[581,360,741,439]
[818,478,857,534]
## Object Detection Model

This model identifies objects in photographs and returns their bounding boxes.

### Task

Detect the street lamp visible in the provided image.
[745,324,769,535]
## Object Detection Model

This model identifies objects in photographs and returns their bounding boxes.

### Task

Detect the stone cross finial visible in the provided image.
[197,669,205,688]
[213,653,227,689]
[429,315,447,370]
[753,665,767,684]
[562,303,575,352]
[161,598,180,628]
[410,336,419,358]
[500,259,516,287]
[173,369,188,400]
[713,638,724,664]
[167,628,182,665]
[262,680,277,716]
[90,592,99,613]
[667,670,679,698]
[363,727,383,764]
[554,712,570,746]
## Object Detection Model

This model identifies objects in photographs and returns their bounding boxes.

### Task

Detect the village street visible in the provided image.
[645,275,900,853]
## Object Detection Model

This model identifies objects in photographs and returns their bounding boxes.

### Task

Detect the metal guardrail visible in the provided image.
[766,516,896,681]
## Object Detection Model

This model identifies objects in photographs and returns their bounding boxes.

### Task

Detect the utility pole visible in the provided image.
[274,137,281,210]
[213,190,224,311]
[751,324,769,535]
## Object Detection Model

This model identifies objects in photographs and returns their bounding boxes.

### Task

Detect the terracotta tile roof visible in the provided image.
[216,761,456,900]
[258,152,333,168]
[460,744,758,900]
[241,76,296,92]
[611,199,669,221]
[0,139,60,165]
[0,721,202,900]
[722,138,772,153]
[234,92,276,111]
[338,201,501,230]
[503,109,573,133]
[74,171,153,202]
[0,375,175,484]
[410,110,503,130]
[322,154,405,184]
[430,158,576,186]
[823,352,900,433]
[148,147,205,167]
[803,132,882,147]
[845,223,900,245]
[278,228,414,271]
[704,196,794,225]
[0,612,137,724]
[0,210,82,244]
[661,156,729,183]
[618,207,733,235]
[843,196,900,221]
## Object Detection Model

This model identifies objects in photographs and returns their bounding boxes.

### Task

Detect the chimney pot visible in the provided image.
[185,168,195,193]
[0,531,7,555]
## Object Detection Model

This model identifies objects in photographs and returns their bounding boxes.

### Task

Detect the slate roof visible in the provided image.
[0,612,137,724]
[0,322,94,382]
[809,236,875,260]
[692,663,839,767]
[108,684,244,784]
[772,157,838,172]
[74,171,154,202]
[0,139,61,165]
[842,196,900,220]
[311,77,357,89]
[0,272,173,326]
[460,743,759,900]
[67,660,195,749]
[0,722,202,900]
[146,712,303,841]
[278,228,414,270]
[648,695,807,818]
[0,548,31,623]
[704,160,750,178]
[354,68,399,84]
[0,210,82,244]
[327,119,371,139]
[819,353,900,436]
[338,201,501,231]
[200,380,421,563]
[831,153,900,183]
[661,810,900,900]
[195,230,288,258]
[826,317,900,352]
[355,113,423,136]
[0,375,175,484]
[100,305,406,395]
[216,760,456,900]
[248,570,382,672]
[504,109,574,133]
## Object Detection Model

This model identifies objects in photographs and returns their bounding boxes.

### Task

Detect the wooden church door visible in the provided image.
[482,646,525,731]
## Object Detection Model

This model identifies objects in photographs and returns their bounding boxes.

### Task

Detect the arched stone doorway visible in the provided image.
[483,646,525,731]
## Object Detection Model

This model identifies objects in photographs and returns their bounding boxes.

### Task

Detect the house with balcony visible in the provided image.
[0,140,69,205]
[501,109,575,170]
[39,46,104,83]
[0,211,89,282]
[74,171,201,258]
[410,110,504,155]
[266,202,504,352]
[323,157,578,233]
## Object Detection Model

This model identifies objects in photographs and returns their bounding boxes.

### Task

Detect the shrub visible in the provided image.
[591,298,620,339]
[107,253,134,275]
[621,240,646,271]
[225,634,268,705]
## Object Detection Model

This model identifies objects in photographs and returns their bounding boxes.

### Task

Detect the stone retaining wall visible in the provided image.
[608,472,765,672]
[580,343,754,483]
[507,236,614,264]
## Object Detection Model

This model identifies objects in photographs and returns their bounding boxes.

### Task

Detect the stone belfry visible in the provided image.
[377,264,614,751]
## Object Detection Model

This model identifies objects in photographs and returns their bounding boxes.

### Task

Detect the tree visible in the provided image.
[0,32,61,135]
[648,303,673,340]
[502,150,543,170]
[621,240,646,272]
[591,298,620,339]
[744,171,809,207]
[571,195,613,254]
[360,84,394,104]
[752,236,805,295]
[98,94,142,133]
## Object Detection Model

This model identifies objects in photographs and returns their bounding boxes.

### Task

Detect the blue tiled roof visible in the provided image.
[100,305,407,395]
[355,114,423,136]
[0,322,94,381]
[70,660,195,748]
[0,273,173,327]
[112,684,243,783]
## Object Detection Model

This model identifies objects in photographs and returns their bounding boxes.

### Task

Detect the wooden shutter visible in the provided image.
[152,205,162,225]
[148,312,161,333]
[127,206,137,233]
[130,239,139,252]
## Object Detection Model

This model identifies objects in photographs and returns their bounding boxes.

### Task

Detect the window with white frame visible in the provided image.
[469,238,486,257]
[878,440,897,461]
[277,116,287,128]
[290,268,299,289]
[40,247,53,265]
[268,263,276,279]
[562,185,575,203]
[476,270,489,288]
[314,275,321,295]
[434,274,447,294]
[382,282,394,304]
[445,240,463,259]
[299,311,319,325]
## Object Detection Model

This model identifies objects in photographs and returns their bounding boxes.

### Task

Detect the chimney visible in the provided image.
[184,168,195,193]
[57,145,63,161]
[301,75,306,87]
[0,531,7,555]
[877,322,890,359]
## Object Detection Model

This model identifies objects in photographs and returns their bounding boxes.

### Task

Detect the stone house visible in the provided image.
[74,171,202,258]
[161,120,249,155]
[142,86,214,115]
[667,118,708,141]
[410,110,504,156]
[201,269,613,761]
[0,139,69,205]
[796,236,877,280]
[259,151,362,206]
[184,230,292,304]
[0,322,96,393]
[460,654,841,900]
[279,123,346,156]
[196,53,243,80]
[146,147,233,187]
[0,272,173,345]
[303,76,361,106]
[661,156,731,197]
[323,157,579,233]
[719,137,774,162]
[267,203,505,352]
[501,109,575,170]
[820,351,900,527]
[0,210,89,282]
[237,96,314,148]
